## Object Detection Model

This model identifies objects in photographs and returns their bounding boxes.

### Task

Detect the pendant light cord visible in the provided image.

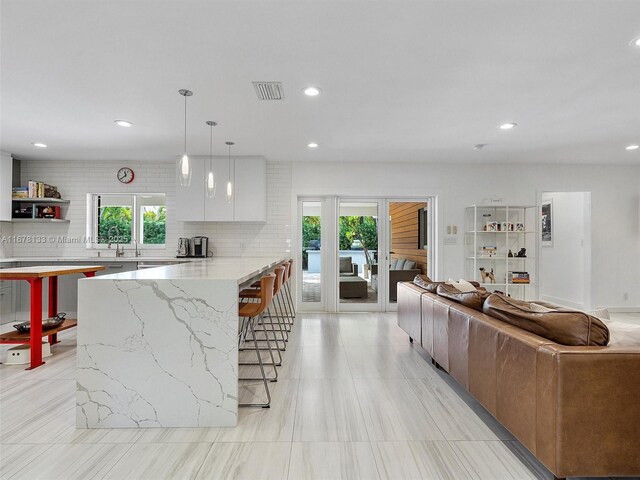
[210,124,213,169]
[184,94,187,153]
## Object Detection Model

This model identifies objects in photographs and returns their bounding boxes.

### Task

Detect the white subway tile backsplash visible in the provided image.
[11,160,292,258]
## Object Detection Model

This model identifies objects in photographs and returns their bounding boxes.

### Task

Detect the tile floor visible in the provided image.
[0,311,638,480]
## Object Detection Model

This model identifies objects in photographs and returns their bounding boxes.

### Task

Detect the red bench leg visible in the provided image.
[48,276,59,345]
[27,278,44,370]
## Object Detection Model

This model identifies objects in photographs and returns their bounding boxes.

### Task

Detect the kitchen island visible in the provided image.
[76,256,285,429]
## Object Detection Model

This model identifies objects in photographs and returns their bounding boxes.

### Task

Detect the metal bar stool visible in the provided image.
[238,273,276,408]
[244,265,289,346]
[281,260,296,325]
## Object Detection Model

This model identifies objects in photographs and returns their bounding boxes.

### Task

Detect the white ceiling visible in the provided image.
[2,0,640,164]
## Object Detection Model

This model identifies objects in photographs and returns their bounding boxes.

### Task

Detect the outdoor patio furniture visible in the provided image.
[339,276,368,299]
[339,256,359,277]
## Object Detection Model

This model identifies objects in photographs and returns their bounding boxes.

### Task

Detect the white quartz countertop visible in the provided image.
[0,256,198,264]
[82,256,287,284]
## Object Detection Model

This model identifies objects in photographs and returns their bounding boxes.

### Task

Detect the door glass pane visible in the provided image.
[388,201,428,303]
[302,201,322,303]
[338,202,378,304]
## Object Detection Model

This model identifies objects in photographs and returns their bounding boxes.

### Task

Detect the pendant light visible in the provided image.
[205,121,217,198]
[178,89,193,186]
[225,141,234,203]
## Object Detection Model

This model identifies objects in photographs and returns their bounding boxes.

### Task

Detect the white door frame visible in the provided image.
[336,197,385,312]
[296,194,437,313]
[382,197,435,312]
[297,196,335,312]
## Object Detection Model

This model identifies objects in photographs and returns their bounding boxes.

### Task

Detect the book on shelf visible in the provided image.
[478,245,497,257]
[26,180,60,199]
[11,187,28,199]
[509,271,530,284]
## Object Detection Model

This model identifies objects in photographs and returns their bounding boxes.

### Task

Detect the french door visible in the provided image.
[297,196,434,312]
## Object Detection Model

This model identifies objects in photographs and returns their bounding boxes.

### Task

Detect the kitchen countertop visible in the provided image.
[76,255,287,429]
[0,256,198,264]
[87,256,286,284]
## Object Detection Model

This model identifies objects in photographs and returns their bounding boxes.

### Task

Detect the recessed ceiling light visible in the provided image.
[626,144,639,150]
[307,142,319,148]
[629,36,640,47]
[499,122,517,130]
[304,87,321,97]
[473,143,487,150]
[114,120,134,127]
[32,142,47,148]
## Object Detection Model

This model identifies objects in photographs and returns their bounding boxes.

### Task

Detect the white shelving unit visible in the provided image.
[11,197,70,223]
[465,205,538,300]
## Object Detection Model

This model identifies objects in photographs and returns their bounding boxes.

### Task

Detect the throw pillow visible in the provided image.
[456,279,477,293]
[599,319,640,347]
[403,260,416,270]
[395,259,406,270]
[390,259,398,270]
[530,303,554,313]
[589,308,610,320]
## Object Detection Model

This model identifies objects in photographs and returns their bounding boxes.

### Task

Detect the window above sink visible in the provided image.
[86,193,166,249]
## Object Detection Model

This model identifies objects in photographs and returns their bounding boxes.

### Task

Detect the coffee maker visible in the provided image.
[189,236,209,258]
[177,238,189,258]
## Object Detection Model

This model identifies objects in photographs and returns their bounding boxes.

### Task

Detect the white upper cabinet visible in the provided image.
[175,157,205,221]
[234,157,266,222]
[176,157,266,223]
[0,153,12,222]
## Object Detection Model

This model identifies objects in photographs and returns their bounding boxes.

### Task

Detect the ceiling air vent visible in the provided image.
[252,82,285,100]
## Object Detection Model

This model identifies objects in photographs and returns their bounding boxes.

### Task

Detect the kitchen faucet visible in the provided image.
[107,225,124,257]
[132,238,141,257]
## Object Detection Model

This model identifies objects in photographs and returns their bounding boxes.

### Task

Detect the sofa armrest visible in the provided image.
[352,264,358,276]
[536,345,640,478]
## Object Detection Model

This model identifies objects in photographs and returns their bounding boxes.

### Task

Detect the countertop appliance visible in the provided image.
[177,237,189,257]
[189,236,209,258]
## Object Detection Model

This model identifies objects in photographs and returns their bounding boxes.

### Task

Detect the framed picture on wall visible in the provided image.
[541,199,553,246]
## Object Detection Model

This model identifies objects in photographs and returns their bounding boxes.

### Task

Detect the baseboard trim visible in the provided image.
[604,307,640,313]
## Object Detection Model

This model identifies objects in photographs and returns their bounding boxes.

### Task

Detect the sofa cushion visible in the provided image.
[413,275,443,293]
[436,284,490,312]
[483,294,609,346]
[339,257,352,273]
[403,260,416,270]
[395,258,406,270]
[390,259,398,269]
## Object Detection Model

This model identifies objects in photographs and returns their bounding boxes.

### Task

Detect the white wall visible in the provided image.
[10,160,292,258]
[291,162,640,310]
[539,192,591,309]
[7,157,640,310]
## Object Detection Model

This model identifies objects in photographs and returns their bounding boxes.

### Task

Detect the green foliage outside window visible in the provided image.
[97,205,166,244]
[142,206,166,244]
[98,206,132,244]
[301,216,321,269]
[300,215,378,269]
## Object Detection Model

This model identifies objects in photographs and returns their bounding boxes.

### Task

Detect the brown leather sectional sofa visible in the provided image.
[397,282,640,479]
